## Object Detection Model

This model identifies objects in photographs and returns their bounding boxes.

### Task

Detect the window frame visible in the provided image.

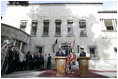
[30,20,38,36]
[55,20,61,36]
[87,45,99,59]
[36,47,43,54]
[67,21,74,37]
[42,20,49,36]
[79,20,87,37]
[20,20,27,31]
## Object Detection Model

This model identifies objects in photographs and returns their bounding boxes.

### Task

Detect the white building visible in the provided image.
[1,2,117,70]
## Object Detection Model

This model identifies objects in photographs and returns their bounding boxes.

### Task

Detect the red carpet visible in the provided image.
[38,69,109,78]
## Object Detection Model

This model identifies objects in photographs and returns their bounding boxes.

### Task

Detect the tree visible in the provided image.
[8,1,29,6]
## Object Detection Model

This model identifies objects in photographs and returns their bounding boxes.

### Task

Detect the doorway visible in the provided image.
[61,43,72,56]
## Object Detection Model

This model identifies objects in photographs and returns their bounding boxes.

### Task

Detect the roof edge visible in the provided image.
[7,2,103,6]
[98,10,117,13]
[1,23,30,36]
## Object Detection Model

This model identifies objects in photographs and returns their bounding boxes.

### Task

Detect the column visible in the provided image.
[112,19,116,30]
[26,37,30,51]
[20,42,23,50]
[13,40,16,46]
[101,19,106,30]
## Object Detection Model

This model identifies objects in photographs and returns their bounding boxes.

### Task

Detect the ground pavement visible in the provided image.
[1,69,117,78]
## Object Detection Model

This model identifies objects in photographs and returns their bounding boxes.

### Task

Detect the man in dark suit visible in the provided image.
[55,48,64,56]
[80,47,86,57]
[26,51,32,70]
[40,54,44,69]
[36,53,41,69]
[47,53,51,69]
[30,52,35,70]
[7,47,15,74]
[13,47,19,71]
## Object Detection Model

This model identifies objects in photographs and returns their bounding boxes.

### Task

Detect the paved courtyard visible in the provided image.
[2,69,117,78]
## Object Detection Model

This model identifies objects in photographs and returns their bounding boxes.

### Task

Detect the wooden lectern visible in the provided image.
[55,56,67,76]
[77,57,90,76]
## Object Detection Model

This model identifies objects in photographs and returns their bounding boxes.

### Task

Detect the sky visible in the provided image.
[1,1,117,17]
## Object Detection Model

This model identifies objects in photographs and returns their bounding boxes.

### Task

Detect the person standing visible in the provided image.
[30,52,35,70]
[55,48,64,56]
[23,51,27,70]
[36,53,41,69]
[40,54,44,69]
[26,51,32,70]
[47,53,51,69]
[34,53,37,69]
[44,54,48,69]
[7,47,14,74]
[80,47,86,57]
[14,47,19,71]
[19,49,25,71]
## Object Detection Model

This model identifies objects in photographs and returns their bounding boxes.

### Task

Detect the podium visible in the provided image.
[77,57,90,76]
[55,56,67,76]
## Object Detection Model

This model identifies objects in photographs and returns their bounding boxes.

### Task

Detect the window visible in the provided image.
[36,47,43,53]
[106,27,113,30]
[61,44,71,55]
[67,20,74,36]
[43,20,49,36]
[89,47,96,57]
[114,47,117,53]
[31,20,38,36]
[15,40,21,48]
[77,45,79,53]
[20,20,27,31]
[22,42,27,51]
[104,19,114,30]
[55,20,61,36]
[79,20,87,37]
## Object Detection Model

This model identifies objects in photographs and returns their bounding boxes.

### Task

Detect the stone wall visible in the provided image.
[1,23,30,51]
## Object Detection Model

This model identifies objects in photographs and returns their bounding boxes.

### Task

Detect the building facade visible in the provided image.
[1,2,117,70]
[1,23,30,51]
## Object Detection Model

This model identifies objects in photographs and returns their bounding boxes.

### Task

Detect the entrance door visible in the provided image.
[61,43,71,56]
[36,47,43,54]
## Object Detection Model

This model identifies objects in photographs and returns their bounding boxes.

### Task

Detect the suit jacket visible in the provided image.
[8,49,14,61]
[80,52,86,57]
[36,55,41,62]
[48,56,51,62]
[31,55,36,62]
[26,54,32,62]
[56,51,64,56]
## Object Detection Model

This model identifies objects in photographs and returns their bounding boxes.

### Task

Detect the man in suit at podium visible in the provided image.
[55,48,64,56]
[80,47,86,57]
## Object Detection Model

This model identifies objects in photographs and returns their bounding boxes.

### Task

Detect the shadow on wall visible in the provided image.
[26,3,112,60]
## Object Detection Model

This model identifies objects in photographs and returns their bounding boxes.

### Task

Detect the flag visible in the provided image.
[66,53,74,72]
[66,54,70,71]
[3,44,8,48]
[52,39,58,53]
[69,53,74,63]
[71,40,75,49]
[53,39,58,46]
